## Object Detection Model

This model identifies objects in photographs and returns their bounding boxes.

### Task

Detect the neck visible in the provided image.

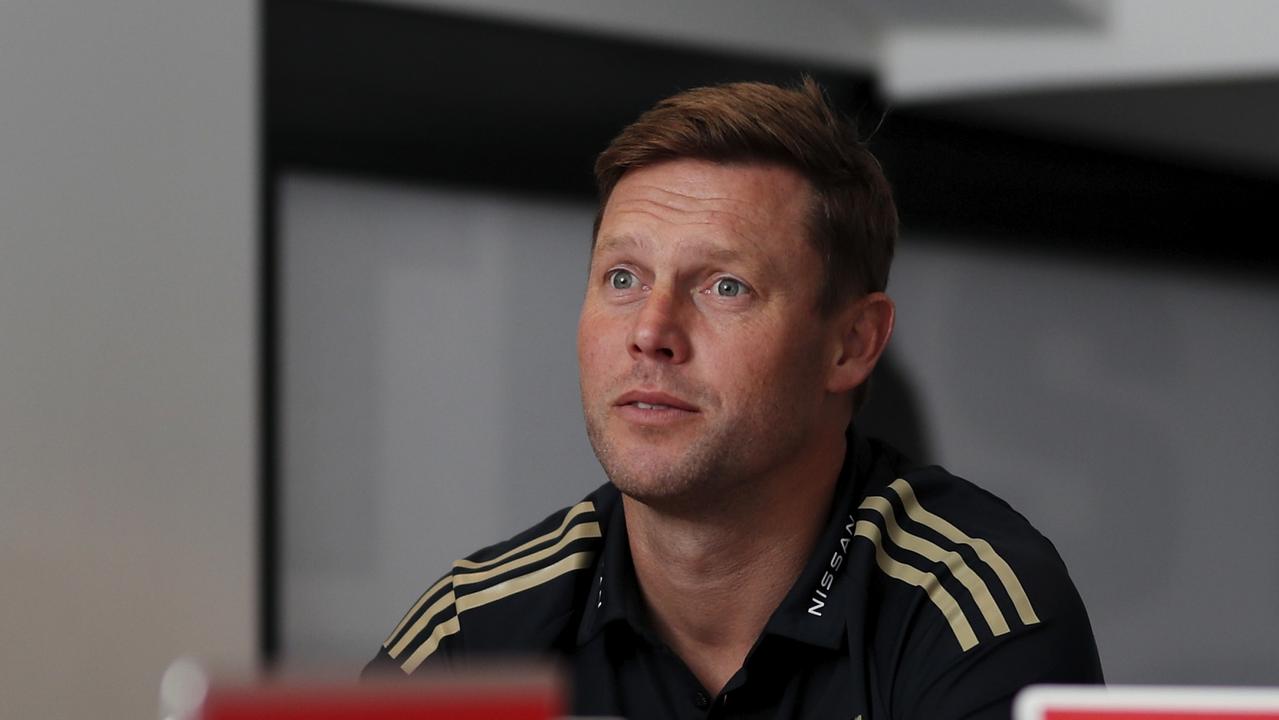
[622,432,845,695]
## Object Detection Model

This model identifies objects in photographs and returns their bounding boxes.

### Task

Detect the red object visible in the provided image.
[201,683,560,720]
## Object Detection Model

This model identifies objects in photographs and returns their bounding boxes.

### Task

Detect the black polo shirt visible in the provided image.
[364,432,1103,719]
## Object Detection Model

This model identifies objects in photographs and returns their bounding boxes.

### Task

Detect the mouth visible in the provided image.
[611,390,700,426]
[613,390,699,413]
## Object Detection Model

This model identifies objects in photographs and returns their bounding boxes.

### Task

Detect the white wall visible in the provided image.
[883,0,1279,99]
[0,2,258,717]
[279,175,1279,683]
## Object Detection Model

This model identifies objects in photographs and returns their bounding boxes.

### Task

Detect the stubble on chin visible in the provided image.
[581,373,825,517]
[583,407,742,511]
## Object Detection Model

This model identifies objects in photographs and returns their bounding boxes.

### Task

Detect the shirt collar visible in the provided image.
[576,426,873,650]
[757,427,872,649]
[576,489,651,646]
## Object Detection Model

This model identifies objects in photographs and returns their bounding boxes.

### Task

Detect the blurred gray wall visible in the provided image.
[280,174,603,665]
[889,241,1279,684]
[0,2,257,717]
[280,172,1279,683]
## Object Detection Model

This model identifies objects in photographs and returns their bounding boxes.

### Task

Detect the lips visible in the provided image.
[613,390,699,413]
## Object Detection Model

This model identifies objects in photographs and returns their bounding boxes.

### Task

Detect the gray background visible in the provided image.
[0,2,256,718]
[280,171,1279,683]
[280,176,603,665]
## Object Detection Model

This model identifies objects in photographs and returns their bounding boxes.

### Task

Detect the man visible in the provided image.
[364,78,1103,719]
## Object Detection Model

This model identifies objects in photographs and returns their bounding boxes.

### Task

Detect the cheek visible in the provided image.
[706,330,783,394]
[713,322,825,399]
[577,308,615,387]
[576,327,596,383]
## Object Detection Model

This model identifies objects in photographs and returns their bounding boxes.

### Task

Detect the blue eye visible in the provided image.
[609,269,637,290]
[714,278,745,297]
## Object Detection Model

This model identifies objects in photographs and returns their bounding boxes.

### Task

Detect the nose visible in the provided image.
[628,285,691,364]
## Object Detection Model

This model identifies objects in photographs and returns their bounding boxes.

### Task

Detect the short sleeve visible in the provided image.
[890,591,1103,719]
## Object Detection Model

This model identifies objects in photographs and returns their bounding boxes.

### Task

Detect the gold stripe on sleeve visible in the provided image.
[388,590,458,659]
[855,520,979,651]
[400,616,461,674]
[385,502,598,657]
[397,551,597,674]
[451,501,596,571]
[889,479,1040,626]
[860,495,1010,637]
[383,574,451,648]
[453,522,602,588]
[455,551,596,614]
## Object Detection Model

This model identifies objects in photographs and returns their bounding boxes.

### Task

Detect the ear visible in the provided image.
[826,292,895,394]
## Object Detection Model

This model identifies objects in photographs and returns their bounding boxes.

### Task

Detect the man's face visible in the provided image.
[577,158,839,507]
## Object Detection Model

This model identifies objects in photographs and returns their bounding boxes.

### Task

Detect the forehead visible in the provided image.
[596,158,814,260]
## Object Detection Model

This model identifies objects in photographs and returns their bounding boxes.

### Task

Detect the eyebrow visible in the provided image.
[593,234,644,257]
[594,234,751,266]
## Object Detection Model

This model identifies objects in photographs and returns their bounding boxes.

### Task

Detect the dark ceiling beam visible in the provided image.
[871,111,1279,274]
[266,0,871,197]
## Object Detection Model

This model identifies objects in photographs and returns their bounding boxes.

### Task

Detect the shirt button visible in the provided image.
[693,690,711,709]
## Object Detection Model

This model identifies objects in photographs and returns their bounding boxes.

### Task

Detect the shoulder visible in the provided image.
[853,459,1102,717]
[871,464,1082,633]
[367,483,619,676]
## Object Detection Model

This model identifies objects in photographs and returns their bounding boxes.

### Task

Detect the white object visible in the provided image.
[1016,684,1279,719]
